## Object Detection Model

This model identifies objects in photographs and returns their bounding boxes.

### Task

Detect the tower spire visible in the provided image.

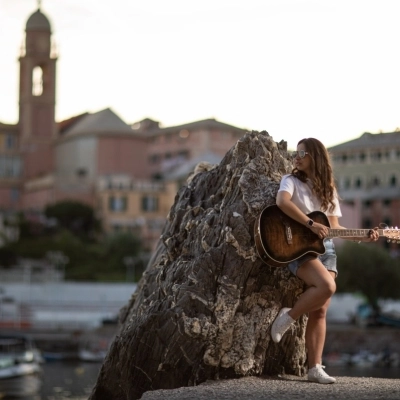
[37,0,42,10]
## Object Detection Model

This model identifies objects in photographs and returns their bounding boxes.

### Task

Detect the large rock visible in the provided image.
[89,131,307,400]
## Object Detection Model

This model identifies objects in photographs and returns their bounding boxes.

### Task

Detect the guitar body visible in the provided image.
[254,204,330,267]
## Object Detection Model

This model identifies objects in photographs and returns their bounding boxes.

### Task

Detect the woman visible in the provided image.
[271,138,379,384]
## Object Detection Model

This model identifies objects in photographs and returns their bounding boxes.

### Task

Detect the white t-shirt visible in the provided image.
[278,174,342,217]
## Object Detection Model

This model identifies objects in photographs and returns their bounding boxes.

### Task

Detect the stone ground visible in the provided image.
[140,375,400,400]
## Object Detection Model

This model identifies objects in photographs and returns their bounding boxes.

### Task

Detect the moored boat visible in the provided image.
[0,334,43,396]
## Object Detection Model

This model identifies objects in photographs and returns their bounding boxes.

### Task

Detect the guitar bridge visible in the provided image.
[284,222,293,244]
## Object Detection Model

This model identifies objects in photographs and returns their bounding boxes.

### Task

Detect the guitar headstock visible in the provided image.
[382,225,400,243]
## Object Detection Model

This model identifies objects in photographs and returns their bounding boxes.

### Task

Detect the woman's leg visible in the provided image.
[305,270,336,368]
[288,259,336,320]
[305,297,331,368]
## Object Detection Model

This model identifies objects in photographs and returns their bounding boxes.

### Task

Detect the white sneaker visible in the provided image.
[308,364,336,384]
[271,307,294,343]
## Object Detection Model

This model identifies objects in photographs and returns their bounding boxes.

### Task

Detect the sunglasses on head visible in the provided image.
[292,150,309,159]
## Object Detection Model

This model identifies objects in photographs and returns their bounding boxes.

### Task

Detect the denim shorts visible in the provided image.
[287,239,338,277]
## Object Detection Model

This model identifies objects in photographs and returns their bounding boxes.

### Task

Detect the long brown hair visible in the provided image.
[291,138,337,212]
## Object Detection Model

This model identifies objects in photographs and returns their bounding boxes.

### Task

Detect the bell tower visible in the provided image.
[19,3,57,180]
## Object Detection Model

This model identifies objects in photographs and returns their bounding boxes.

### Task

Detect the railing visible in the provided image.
[0,301,124,331]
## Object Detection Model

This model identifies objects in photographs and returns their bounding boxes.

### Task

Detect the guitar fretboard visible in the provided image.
[327,229,383,239]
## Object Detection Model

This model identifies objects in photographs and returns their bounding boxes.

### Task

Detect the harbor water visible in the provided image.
[39,361,100,398]
[0,361,100,399]
[2,361,398,400]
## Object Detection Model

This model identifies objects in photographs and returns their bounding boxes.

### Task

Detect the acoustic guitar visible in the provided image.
[254,204,400,267]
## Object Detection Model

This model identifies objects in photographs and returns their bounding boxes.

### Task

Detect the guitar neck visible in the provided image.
[327,228,383,239]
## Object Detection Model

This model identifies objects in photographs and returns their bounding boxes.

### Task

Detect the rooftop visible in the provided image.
[329,131,400,151]
[61,108,133,137]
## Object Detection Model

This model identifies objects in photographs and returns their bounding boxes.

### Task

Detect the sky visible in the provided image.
[0,0,399,150]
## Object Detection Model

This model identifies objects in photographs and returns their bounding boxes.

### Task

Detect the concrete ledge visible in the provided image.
[140,375,400,400]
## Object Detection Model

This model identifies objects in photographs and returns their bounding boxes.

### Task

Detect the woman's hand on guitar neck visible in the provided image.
[362,227,379,242]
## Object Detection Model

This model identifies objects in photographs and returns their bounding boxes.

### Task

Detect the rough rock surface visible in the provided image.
[89,131,309,400]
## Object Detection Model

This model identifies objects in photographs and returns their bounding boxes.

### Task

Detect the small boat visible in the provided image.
[0,334,43,397]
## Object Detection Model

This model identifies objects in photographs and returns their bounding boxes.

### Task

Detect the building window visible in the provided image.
[390,175,397,187]
[142,196,158,212]
[6,135,16,149]
[359,153,366,162]
[383,199,391,207]
[362,218,372,228]
[355,177,362,188]
[0,156,22,178]
[76,168,87,177]
[344,178,351,189]
[109,196,127,212]
[372,176,380,187]
[32,66,43,96]
[363,200,371,208]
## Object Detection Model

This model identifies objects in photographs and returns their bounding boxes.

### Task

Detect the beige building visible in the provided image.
[329,131,400,249]
[97,177,177,250]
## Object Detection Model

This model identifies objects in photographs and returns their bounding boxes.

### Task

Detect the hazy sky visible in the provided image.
[1,0,399,150]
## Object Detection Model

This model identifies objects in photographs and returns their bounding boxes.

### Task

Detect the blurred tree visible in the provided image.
[336,241,400,311]
[44,200,101,239]
[1,202,146,281]
[4,230,144,282]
